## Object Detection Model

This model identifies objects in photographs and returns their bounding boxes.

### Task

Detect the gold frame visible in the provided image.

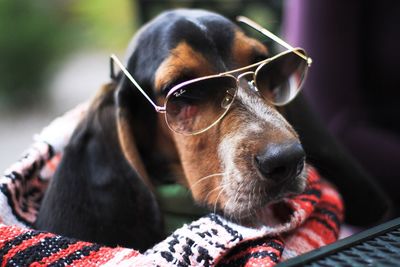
[110,16,312,135]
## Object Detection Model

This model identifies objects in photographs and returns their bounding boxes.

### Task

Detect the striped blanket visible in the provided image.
[0,103,344,266]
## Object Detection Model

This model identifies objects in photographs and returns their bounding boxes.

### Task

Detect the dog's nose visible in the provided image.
[255,141,305,182]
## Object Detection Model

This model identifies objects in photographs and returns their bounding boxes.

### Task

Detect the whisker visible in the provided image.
[251,179,257,207]
[189,172,226,191]
[213,187,225,214]
[231,181,245,221]
[203,185,224,203]
[243,179,257,219]
[223,196,232,219]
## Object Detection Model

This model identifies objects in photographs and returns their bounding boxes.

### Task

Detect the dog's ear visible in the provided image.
[115,93,154,189]
[282,93,392,226]
[114,27,174,183]
[36,82,164,249]
[114,56,160,183]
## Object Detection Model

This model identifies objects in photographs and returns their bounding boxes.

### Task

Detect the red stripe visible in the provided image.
[29,240,93,266]
[0,225,28,250]
[46,154,62,173]
[302,219,336,245]
[120,249,140,261]
[1,232,53,267]
[306,166,320,183]
[295,230,320,249]
[290,198,316,218]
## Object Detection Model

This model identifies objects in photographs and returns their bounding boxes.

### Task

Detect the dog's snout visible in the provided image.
[255,141,305,182]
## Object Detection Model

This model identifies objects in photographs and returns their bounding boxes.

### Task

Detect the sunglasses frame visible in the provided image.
[110,16,313,136]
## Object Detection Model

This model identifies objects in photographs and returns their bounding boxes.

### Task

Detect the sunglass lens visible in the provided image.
[165,76,237,134]
[255,49,308,105]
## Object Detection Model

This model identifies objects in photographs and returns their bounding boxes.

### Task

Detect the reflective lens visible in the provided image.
[255,49,308,105]
[165,76,237,134]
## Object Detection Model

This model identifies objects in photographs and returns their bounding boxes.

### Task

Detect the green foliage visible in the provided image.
[0,0,135,110]
[0,0,74,109]
[69,0,136,50]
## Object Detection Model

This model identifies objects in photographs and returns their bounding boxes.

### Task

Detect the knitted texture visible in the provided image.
[0,104,344,266]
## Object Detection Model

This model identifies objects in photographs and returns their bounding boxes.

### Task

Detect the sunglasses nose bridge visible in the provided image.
[237,71,258,93]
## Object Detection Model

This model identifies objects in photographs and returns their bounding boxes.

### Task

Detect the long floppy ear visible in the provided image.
[114,67,161,180]
[36,83,163,250]
[282,93,392,226]
[114,37,173,184]
[116,96,154,189]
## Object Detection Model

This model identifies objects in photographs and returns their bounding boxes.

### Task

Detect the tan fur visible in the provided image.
[89,82,116,111]
[232,30,269,67]
[154,42,215,92]
[117,112,153,190]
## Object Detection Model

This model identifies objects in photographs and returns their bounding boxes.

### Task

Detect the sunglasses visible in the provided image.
[110,16,312,136]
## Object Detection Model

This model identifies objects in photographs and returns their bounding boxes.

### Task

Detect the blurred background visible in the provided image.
[0,0,399,211]
[0,0,282,171]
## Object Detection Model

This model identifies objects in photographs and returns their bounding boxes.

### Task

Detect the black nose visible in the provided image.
[255,141,305,182]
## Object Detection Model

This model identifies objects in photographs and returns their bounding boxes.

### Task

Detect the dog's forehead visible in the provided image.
[154,41,215,91]
[148,11,266,86]
[124,9,268,97]
[125,9,235,62]
[153,29,267,93]
[161,10,267,61]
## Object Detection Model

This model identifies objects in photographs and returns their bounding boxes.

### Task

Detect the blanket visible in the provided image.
[0,103,343,266]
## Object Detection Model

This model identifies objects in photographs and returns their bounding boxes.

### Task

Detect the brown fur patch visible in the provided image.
[154,42,215,94]
[171,130,223,204]
[116,112,154,190]
[232,30,268,67]
[155,112,187,185]
[89,82,116,111]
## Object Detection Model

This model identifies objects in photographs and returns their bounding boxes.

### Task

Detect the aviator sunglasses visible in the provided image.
[110,16,312,135]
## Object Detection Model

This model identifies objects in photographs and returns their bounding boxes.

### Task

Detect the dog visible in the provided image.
[35,9,309,250]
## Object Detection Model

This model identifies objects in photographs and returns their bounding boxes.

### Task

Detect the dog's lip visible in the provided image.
[233,198,293,227]
[255,199,294,227]
[236,174,303,221]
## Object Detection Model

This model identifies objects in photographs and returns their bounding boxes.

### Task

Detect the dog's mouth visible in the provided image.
[233,195,298,228]
[215,166,307,227]
[252,200,295,228]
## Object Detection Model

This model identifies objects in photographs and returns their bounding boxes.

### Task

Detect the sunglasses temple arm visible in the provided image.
[109,57,117,80]
[110,54,163,112]
[236,16,312,65]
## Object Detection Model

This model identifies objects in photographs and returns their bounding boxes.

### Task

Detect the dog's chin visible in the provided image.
[221,172,307,227]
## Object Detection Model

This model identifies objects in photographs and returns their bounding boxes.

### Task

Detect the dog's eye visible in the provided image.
[167,94,199,119]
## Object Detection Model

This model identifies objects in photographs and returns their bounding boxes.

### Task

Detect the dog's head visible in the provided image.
[116,9,307,225]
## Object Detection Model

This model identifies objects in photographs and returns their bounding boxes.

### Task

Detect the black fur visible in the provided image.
[35,85,163,250]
